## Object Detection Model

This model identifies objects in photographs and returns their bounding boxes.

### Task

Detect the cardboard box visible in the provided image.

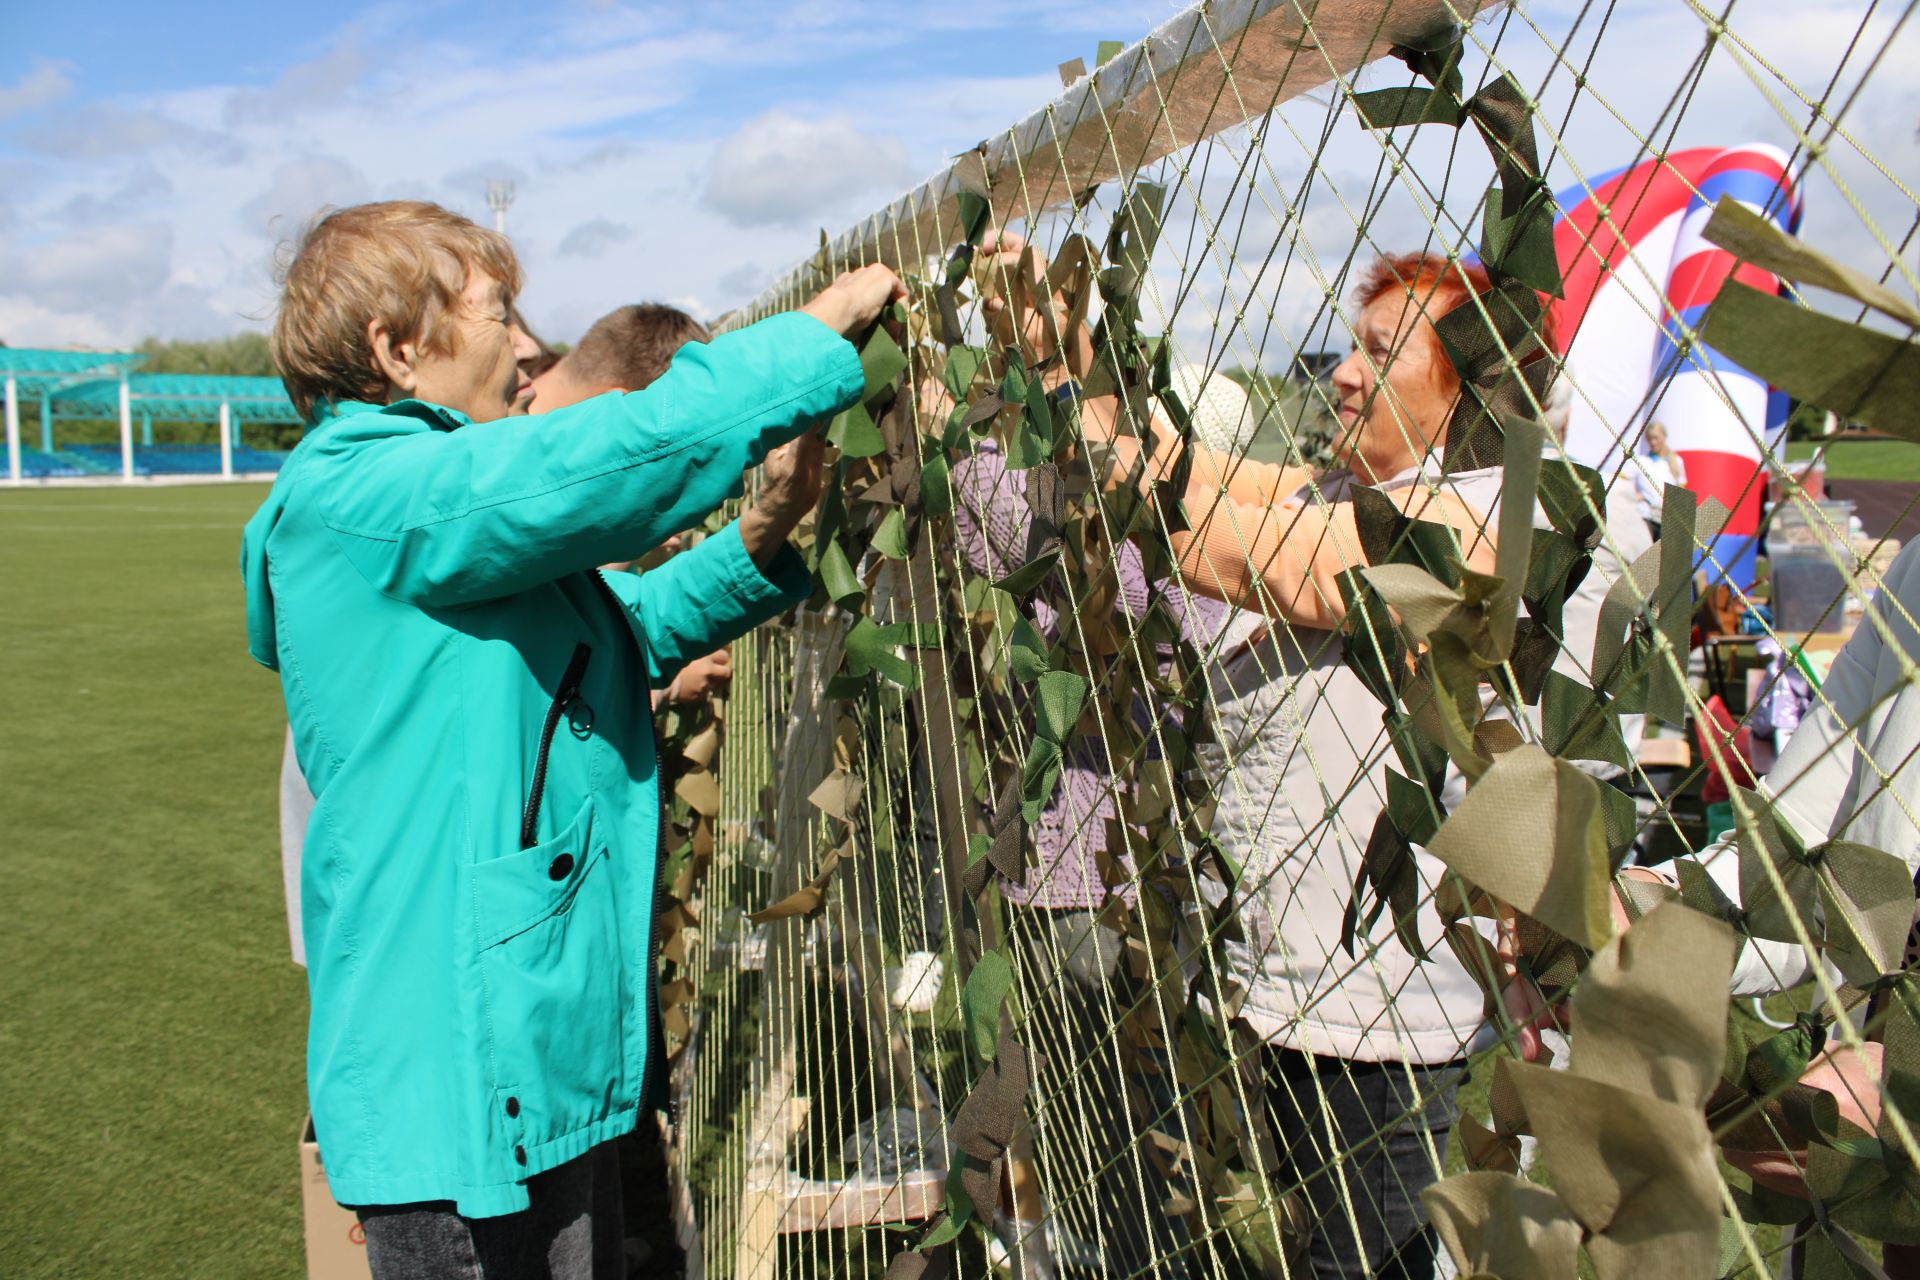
[301,1116,373,1280]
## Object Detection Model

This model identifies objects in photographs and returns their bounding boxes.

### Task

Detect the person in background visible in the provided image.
[1504,537,1920,1270]
[527,303,712,416]
[508,305,559,414]
[524,302,731,705]
[1546,372,1653,777]
[991,237,1560,1278]
[1632,421,1686,541]
[247,199,902,1280]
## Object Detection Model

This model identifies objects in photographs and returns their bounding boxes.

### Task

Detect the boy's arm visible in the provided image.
[599,522,810,685]
[316,313,862,608]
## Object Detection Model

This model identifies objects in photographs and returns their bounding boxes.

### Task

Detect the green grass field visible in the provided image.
[1784,435,1920,480]
[0,483,308,1278]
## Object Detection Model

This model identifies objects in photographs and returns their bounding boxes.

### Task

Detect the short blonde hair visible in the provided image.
[272,201,524,422]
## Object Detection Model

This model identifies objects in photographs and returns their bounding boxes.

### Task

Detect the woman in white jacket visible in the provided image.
[1695,537,1920,995]
[1597,537,1918,1269]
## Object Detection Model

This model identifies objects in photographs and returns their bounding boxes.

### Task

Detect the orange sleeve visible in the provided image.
[1196,448,1314,509]
[1104,436,1498,629]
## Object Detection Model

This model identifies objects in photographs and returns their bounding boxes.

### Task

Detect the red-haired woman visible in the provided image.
[991,242,1558,1278]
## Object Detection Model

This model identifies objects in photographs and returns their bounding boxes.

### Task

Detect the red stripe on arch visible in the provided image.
[1678,449,1768,536]
[1664,253,1779,314]
[1552,150,1720,346]
[1551,147,1798,349]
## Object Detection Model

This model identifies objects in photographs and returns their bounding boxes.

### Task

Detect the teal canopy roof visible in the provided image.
[0,348,144,396]
[49,373,302,424]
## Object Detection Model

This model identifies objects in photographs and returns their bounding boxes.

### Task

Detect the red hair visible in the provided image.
[1351,253,1557,399]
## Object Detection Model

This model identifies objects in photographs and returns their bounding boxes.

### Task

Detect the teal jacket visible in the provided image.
[241,312,861,1216]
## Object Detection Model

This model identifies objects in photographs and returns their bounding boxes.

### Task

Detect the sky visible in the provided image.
[0,0,1913,352]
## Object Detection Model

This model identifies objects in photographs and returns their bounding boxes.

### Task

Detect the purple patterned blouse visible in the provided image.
[950,439,1238,908]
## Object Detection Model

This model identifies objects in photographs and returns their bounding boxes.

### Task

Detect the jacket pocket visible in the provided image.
[471,797,630,1139]
[522,643,594,850]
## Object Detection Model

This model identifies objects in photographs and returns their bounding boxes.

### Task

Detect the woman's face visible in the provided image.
[402,272,540,423]
[1646,423,1668,454]
[1328,291,1456,483]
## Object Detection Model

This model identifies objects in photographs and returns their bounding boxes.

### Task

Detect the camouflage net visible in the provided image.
[653,3,1920,1276]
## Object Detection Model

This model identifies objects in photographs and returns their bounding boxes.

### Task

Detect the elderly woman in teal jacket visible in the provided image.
[241,200,901,1278]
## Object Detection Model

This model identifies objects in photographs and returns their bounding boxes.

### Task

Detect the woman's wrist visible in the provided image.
[737,505,797,571]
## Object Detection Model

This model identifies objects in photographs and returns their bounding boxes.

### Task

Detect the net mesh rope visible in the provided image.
[647,1,1920,1276]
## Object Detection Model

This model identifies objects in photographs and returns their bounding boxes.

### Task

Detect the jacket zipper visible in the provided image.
[521,642,593,850]
[589,568,667,1120]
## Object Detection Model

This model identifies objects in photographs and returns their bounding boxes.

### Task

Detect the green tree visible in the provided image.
[135,332,277,377]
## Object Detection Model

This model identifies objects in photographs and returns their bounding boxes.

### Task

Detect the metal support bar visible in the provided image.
[39,392,51,453]
[737,0,1496,315]
[5,375,19,484]
[219,402,233,479]
[118,376,133,481]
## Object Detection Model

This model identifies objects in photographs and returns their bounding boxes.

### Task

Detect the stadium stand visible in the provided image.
[63,443,291,476]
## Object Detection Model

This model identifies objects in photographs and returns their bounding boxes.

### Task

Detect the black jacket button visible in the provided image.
[505,1096,519,1118]
[548,853,574,880]
[515,1145,527,1165]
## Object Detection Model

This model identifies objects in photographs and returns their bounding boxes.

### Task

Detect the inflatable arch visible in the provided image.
[1549,144,1803,587]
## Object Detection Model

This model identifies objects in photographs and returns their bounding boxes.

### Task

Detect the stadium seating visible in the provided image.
[17,449,107,478]
[59,442,291,476]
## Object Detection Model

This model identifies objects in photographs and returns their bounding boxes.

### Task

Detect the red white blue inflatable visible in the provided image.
[1548,144,1803,586]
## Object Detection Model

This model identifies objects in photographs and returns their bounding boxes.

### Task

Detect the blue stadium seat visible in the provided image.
[43,442,291,476]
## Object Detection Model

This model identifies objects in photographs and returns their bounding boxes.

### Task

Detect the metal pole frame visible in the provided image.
[118,375,134,482]
[5,375,20,484]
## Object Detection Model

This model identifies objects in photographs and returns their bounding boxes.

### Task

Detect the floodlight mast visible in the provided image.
[486,181,516,235]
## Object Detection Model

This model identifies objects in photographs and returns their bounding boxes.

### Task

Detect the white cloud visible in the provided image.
[717,261,771,297]
[0,60,74,121]
[14,102,243,162]
[0,0,1913,357]
[557,219,634,257]
[5,222,173,312]
[58,169,175,226]
[239,156,373,237]
[704,109,917,227]
[224,39,370,125]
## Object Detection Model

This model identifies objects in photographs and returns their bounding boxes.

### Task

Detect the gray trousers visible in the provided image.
[356,1142,624,1280]
[1263,1048,1461,1280]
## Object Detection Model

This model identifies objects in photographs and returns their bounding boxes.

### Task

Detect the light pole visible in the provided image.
[486,181,516,236]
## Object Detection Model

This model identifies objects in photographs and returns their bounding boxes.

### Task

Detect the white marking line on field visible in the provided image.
[0,522,241,532]
[0,504,242,513]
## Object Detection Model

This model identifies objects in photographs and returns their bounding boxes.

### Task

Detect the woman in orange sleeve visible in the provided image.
[986,238,1556,1279]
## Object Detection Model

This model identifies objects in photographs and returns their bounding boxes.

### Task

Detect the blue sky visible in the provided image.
[0,0,1913,350]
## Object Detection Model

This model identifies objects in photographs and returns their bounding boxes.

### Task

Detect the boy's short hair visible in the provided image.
[273,201,523,422]
[566,304,711,393]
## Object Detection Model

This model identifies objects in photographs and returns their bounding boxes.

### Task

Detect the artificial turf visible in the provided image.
[0,482,308,1278]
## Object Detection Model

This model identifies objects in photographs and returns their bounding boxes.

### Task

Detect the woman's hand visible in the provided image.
[800,265,909,338]
[739,432,827,569]
[1495,868,1687,1062]
[1495,916,1568,1063]
[1723,1040,1883,1197]
[978,230,1093,377]
[664,648,733,704]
